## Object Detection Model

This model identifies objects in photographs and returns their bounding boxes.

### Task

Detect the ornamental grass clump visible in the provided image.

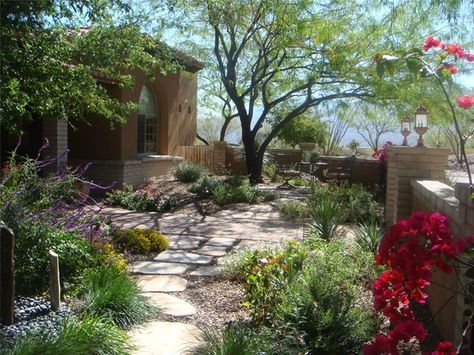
[79,265,157,329]
[173,162,205,183]
[6,314,131,355]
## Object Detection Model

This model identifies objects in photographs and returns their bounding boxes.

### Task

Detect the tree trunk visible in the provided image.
[241,128,263,183]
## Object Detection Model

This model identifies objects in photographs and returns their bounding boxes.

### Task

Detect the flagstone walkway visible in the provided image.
[102,194,306,355]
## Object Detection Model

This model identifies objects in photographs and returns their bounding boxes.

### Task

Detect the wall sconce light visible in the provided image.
[400,115,411,146]
[414,106,428,147]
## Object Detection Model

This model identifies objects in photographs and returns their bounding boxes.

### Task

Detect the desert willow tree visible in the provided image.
[163,0,440,182]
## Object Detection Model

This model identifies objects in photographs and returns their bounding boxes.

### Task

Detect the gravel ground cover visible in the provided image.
[159,275,250,330]
[0,296,73,348]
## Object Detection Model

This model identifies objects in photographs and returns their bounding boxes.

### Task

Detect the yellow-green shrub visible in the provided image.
[94,243,128,272]
[113,228,169,254]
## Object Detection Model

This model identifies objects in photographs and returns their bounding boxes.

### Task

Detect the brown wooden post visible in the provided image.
[0,223,14,325]
[48,250,60,311]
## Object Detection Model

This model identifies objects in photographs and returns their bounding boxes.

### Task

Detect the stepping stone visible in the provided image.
[153,251,213,265]
[194,245,228,257]
[168,236,206,250]
[131,261,189,275]
[190,266,223,277]
[145,293,196,317]
[129,321,202,355]
[204,237,237,248]
[137,275,188,292]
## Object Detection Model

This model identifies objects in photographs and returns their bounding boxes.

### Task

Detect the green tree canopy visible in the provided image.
[0,0,179,133]
[277,114,327,149]
[161,0,469,182]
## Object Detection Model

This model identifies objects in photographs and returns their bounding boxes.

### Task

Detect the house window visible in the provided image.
[137,85,157,154]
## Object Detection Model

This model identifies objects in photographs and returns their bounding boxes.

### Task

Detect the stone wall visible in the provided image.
[72,156,182,188]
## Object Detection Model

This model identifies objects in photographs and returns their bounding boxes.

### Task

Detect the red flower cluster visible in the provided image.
[374,141,393,164]
[423,36,474,110]
[446,43,465,58]
[364,211,474,355]
[423,36,443,51]
[456,95,474,110]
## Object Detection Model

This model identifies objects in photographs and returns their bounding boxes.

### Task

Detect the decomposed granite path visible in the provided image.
[103,201,305,355]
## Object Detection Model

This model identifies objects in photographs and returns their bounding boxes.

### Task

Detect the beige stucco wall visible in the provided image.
[69,68,198,160]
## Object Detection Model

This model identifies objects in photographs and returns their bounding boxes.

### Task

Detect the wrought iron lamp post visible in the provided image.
[414,106,428,147]
[401,115,411,146]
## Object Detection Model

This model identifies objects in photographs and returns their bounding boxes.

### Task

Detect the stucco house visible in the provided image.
[1,49,204,187]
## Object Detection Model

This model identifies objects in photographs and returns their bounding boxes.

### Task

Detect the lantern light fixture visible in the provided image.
[400,115,411,146]
[414,106,429,147]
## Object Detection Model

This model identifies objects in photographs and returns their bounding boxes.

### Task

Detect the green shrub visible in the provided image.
[212,181,277,206]
[280,241,378,354]
[235,241,307,322]
[106,184,159,212]
[278,200,310,220]
[353,219,384,253]
[190,176,223,197]
[173,163,205,183]
[308,196,345,240]
[7,315,131,355]
[14,221,98,295]
[310,182,383,224]
[79,265,157,329]
[113,228,169,254]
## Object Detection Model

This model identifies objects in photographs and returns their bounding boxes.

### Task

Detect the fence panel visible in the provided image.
[176,145,214,172]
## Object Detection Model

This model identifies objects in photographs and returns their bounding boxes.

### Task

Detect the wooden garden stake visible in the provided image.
[0,223,15,325]
[49,250,60,311]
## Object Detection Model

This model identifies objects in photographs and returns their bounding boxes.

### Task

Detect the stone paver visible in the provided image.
[190,266,223,277]
[194,245,228,257]
[129,321,202,355]
[168,235,207,250]
[145,293,196,317]
[154,251,213,265]
[104,191,307,353]
[138,275,188,292]
[132,261,189,275]
[204,237,237,248]
[100,203,304,241]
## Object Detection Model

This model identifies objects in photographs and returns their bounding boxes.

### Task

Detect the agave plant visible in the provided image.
[309,196,345,241]
[353,219,384,253]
